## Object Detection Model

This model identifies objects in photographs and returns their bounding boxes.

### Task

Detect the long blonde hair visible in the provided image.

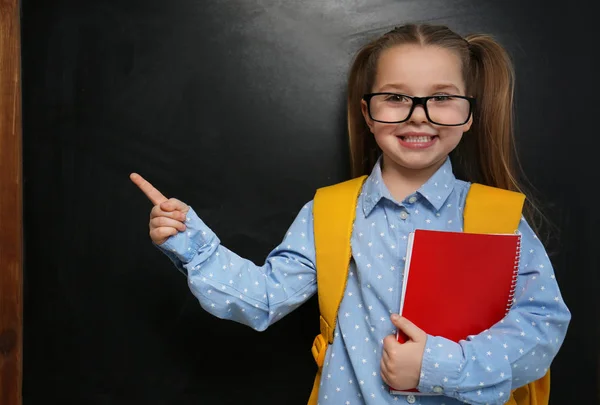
[347,23,547,235]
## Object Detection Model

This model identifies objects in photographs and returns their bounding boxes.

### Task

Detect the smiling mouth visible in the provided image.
[398,135,437,142]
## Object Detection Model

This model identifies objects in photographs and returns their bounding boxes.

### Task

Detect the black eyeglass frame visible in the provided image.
[362,92,476,126]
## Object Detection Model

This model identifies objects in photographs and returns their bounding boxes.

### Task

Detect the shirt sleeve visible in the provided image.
[155,201,318,331]
[416,216,571,405]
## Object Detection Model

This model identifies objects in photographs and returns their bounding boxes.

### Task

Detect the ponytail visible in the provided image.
[452,34,517,191]
[347,44,381,178]
[456,34,548,238]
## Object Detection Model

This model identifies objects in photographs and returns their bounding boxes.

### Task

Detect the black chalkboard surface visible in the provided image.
[21,0,596,404]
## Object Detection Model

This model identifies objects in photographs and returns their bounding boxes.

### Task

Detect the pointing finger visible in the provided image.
[130,173,168,206]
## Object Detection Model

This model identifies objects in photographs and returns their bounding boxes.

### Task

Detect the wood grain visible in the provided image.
[0,0,23,404]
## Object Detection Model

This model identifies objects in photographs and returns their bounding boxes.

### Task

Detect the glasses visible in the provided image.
[362,93,475,126]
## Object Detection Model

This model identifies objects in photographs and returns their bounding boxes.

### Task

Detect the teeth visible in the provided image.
[403,136,432,143]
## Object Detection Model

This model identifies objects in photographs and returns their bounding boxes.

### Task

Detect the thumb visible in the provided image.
[391,314,425,342]
[160,198,189,213]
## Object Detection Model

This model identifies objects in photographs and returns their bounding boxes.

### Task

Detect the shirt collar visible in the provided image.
[361,157,391,217]
[362,156,456,217]
[417,157,456,211]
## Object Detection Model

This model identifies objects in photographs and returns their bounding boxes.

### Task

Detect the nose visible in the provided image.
[408,103,428,124]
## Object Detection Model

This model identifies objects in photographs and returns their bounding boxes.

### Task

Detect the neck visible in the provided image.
[380,155,447,202]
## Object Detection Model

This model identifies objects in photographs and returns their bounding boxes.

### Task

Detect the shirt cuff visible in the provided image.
[417,335,463,395]
[155,206,216,264]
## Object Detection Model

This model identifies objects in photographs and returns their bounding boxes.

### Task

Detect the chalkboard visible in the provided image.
[19,0,597,404]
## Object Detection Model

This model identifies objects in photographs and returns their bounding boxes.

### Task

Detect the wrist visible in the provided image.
[156,207,216,263]
[417,335,463,395]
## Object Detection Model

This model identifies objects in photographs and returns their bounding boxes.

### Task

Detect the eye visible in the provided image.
[431,95,452,102]
[383,94,410,103]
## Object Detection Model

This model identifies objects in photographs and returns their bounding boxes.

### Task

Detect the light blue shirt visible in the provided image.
[157,157,571,405]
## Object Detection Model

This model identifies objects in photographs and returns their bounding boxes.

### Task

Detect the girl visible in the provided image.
[131,23,570,405]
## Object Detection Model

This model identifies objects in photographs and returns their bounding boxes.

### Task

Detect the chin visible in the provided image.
[387,154,445,172]
[403,162,439,171]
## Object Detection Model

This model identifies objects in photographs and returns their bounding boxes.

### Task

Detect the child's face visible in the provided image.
[361,44,472,174]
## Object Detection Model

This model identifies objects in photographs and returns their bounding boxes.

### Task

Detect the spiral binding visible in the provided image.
[505,235,521,314]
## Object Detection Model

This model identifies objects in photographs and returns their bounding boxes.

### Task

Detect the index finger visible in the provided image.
[130,172,168,205]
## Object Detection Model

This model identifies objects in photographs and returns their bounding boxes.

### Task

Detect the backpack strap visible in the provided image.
[311,175,367,368]
[465,184,551,405]
[308,175,367,405]
[463,183,525,233]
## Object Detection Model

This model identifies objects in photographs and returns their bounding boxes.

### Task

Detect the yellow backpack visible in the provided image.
[308,176,550,405]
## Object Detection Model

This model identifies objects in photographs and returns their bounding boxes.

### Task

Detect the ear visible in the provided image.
[463,114,473,133]
[361,99,375,133]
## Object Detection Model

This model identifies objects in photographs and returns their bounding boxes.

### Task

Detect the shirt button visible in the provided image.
[408,196,417,204]
[406,394,416,404]
[433,386,443,393]
[399,211,409,220]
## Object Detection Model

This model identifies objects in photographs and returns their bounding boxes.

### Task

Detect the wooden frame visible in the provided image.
[0,0,23,404]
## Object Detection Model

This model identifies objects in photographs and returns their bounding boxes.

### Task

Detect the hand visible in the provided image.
[130,173,190,245]
[380,314,427,391]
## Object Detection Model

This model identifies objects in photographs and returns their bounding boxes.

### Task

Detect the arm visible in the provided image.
[156,202,318,331]
[130,172,318,332]
[416,216,571,404]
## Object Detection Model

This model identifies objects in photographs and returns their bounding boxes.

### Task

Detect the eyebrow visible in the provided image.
[431,83,461,93]
[378,83,462,94]
[378,84,409,92]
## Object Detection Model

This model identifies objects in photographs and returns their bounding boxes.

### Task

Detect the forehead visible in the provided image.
[373,44,465,93]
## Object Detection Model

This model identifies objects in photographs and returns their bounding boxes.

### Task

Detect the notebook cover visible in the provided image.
[390,229,521,395]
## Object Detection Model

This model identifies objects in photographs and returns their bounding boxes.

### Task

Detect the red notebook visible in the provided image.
[390,229,521,395]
